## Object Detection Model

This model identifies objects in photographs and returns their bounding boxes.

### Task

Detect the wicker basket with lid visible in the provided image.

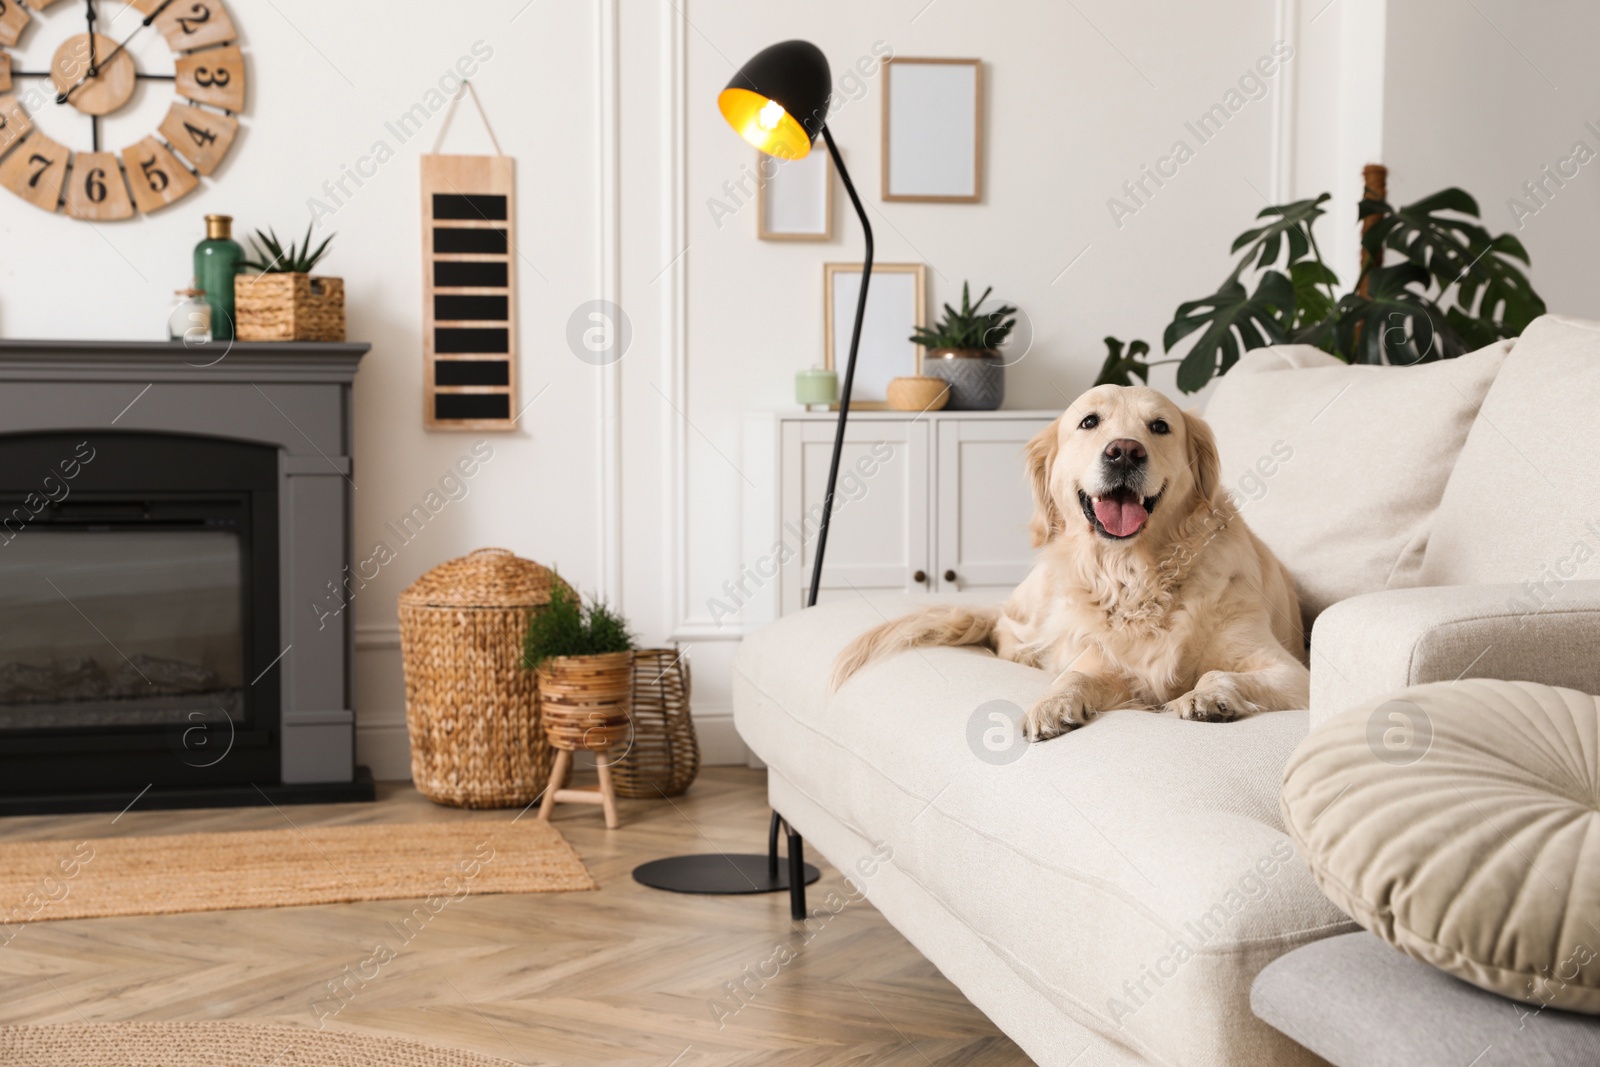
[398,548,569,808]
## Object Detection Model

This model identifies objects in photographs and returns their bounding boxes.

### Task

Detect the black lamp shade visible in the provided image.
[718,39,832,159]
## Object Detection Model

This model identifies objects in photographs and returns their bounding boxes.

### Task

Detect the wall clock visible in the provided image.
[0,0,244,219]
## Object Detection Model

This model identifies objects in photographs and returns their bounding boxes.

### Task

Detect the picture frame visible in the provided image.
[757,148,833,241]
[823,262,928,410]
[881,57,983,203]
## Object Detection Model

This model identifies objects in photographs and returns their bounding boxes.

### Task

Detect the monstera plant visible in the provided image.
[1097,187,1546,393]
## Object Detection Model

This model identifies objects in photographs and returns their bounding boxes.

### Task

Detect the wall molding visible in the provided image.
[1271,0,1300,201]
[598,0,623,604]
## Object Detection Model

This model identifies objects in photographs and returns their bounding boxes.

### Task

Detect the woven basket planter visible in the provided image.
[398,548,568,808]
[613,649,699,798]
[536,652,634,753]
[234,273,346,342]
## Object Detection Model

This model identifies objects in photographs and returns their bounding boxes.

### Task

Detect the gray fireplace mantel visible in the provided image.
[0,339,371,791]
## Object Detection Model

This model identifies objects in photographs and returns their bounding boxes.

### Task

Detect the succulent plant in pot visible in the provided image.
[233,222,345,342]
[910,282,1018,410]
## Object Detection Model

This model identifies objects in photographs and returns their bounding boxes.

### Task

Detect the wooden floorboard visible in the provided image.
[0,768,1026,1065]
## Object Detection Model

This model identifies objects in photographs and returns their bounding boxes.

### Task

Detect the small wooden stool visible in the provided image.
[536,651,633,829]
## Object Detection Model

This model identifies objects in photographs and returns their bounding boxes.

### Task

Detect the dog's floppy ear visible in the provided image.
[1182,408,1221,504]
[1025,418,1064,547]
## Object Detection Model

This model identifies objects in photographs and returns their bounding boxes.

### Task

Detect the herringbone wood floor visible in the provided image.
[0,769,1026,1065]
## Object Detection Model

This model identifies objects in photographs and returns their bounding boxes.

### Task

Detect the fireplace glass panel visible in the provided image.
[0,530,246,731]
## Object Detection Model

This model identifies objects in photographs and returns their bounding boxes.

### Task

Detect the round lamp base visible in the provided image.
[632,853,820,895]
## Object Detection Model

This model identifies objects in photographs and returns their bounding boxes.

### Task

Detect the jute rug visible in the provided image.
[0,820,594,922]
[0,1022,521,1066]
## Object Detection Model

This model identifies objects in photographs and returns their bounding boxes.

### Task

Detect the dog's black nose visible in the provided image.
[1103,438,1147,469]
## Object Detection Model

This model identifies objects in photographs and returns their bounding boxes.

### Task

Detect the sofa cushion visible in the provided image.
[1420,315,1600,587]
[733,597,1353,1067]
[1203,340,1510,625]
[1253,932,1600,1067]
[1282,678,1600,1013]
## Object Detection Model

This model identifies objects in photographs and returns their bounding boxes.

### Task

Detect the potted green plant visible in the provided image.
[910,282,1018,410]
[233,223,344,342]
[523,583,637,746]
[522,583,638,826]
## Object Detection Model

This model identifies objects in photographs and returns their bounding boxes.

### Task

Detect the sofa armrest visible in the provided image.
[1309,581,1600,728]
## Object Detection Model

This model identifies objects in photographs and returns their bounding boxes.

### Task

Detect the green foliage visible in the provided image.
[909,282,1018,351]
[1093,336,1153,387]
[242,221,335,274]
[521,583,636,671]
[1111,187,1545,390]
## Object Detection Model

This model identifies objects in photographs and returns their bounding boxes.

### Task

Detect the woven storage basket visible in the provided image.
[613,649,699,798]
[234,273,346,342]
[398,548,568,808]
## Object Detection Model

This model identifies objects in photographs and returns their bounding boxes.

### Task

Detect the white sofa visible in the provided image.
[731,314,1600,1066]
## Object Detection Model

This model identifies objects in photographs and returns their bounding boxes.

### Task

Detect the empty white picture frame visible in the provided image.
[758,149,833,240]
[824,263,928,409]
[882,57,983,203]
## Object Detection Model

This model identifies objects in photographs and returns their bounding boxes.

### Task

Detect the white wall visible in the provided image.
[23,1,1575,779]
[1382,0,1600,319]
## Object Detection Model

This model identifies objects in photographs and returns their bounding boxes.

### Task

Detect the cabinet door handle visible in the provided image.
[944,570,958,583]
[913,570,926,584]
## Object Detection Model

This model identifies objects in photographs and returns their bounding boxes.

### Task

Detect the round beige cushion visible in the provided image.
[1282,678,1600,1013]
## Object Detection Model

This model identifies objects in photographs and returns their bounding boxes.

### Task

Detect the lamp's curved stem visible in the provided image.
[807,124,874,609]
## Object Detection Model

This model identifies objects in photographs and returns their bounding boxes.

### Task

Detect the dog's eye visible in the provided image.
[1150,419,1170,435]
[1079,414,1099,430]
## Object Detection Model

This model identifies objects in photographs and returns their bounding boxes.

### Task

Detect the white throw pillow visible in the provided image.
[1281,679,1600,1014]
[1420,315,1600,587]
[1203,341,1511,625]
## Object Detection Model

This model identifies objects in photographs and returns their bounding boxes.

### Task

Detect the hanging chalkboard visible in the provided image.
[420,84,516,431]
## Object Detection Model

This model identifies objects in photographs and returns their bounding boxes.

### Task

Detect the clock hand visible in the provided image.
[56,0,176,105]
[85,0,98,77]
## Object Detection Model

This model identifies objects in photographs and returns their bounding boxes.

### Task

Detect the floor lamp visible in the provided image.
[633,40,873,917]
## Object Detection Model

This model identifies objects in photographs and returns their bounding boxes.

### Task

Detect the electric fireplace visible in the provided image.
[0,339,373,814]
[0,432,281,794]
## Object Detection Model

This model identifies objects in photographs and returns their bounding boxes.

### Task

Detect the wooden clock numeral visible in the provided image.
[120,136,197,213]
[0,0,30,49]
[0,92,32,157]
[0,54,11,93]
[158,102,237,175]
[175,45,244,112]
[65,150,135,220]
[0,131,67,211]
[153,1,237,53]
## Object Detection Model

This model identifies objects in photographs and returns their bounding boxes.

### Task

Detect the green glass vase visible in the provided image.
[194,214,244,341]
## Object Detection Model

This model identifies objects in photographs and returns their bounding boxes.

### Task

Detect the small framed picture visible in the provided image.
[882,57,983,203]
[823,262,928,410]
[758,149,832,241]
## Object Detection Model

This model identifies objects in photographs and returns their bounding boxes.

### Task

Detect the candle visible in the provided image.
[795,367,838,408]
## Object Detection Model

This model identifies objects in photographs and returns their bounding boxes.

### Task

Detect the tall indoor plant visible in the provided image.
[1097,185,1546,392]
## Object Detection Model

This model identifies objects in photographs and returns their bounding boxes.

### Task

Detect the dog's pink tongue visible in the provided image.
[1094,496,1148,537]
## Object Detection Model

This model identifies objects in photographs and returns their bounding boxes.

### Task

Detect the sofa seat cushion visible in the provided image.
[733,597,1354,1067]
[1202,340,1510,625]
[1421,315,1600,587]
[1253,932,1600,1067]
[1283,678,1600,1013]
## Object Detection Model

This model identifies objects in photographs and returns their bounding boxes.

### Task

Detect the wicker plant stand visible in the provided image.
[398,549,568,808]
[537,651,633,829]
[613,649,699,798]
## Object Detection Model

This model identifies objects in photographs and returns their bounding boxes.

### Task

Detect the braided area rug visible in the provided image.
[0,1022,522,1066]
[0,819,594,922]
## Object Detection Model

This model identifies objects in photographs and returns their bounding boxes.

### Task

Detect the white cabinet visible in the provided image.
[742,410,1054,628]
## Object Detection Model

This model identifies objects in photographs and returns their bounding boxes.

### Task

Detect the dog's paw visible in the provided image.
[1024,677,1097,741]
[1168,687,1238,723]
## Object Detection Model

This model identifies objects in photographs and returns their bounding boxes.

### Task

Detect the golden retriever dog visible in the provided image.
[831,384,1309,740]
